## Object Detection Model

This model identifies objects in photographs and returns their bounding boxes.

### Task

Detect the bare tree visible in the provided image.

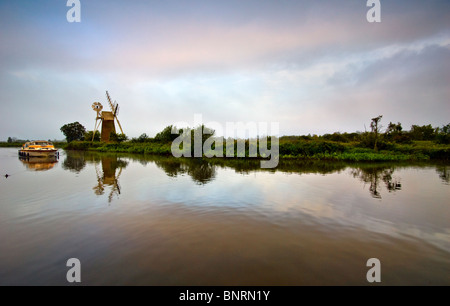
[370,115,383,151]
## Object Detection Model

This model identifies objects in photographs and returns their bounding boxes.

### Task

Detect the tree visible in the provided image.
[370,115,383,150]
[137,133,149,142]
[130,133,150,143]
[7,137,12,143]
[84,130,100,142]
[436,123,450,144]
[385,122,402,134]
[385,122,402,141]
[191,124,215,145]
[60,122,86,142]
[410,124,436,141]
[110,132,128,143]
[155,125,181,142]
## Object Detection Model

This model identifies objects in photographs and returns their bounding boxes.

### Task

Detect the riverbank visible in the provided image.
[62,139,450,161]
[0,142,67,148]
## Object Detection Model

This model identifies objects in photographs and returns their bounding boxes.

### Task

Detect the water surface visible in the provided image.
[0,148,449,285]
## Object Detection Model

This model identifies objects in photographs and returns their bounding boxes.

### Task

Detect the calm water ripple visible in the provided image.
[0,148,449,285]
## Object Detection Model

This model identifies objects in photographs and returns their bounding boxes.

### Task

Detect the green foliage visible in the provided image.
[385,122,402,135]
[358,132,387,150]
[61,116,450,161]
[279,140,346,156]
[0,141,27,147]
[4,137,30,144]
[155,125,181,142]
[189,125,215,155]
[110,132,128,143]
[84,130,100,142]
[62,139,450,161]
[154,125,216,157]
[322,132,359,143]
[130,133,150,143]
[409,124,436,141]
[64,141,101,150]
[384,121,409,143]
[436,124,450,144]
[60,121,86,143]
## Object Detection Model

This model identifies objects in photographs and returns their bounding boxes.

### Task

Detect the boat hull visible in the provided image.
[18,149,59,157]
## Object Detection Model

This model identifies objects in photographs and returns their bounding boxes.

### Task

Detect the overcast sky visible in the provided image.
[0,0,449,140]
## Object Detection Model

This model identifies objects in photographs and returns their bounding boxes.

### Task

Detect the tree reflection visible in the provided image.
[154,159,185,177]
[435,165,449,184]
[351,166,401,199]
[187,160,216,185]
[62,151,86,173]
[155,158,216,185]
[62,151,450,200]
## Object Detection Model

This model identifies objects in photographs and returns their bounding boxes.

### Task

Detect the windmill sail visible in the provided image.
[105,91,124,135]
[91,102,103,141]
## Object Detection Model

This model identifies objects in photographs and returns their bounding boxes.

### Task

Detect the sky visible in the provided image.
[0,0,449,140]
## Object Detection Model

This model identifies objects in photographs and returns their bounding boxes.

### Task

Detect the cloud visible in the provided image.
[0,0,449,140]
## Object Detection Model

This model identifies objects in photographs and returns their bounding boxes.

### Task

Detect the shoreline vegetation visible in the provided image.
[1,139,449,161]
[2,139,450,161]
[3,119,449,162]
[60,138,449,161]
[0,142,67,148]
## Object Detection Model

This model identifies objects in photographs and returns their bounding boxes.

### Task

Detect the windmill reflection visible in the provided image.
[62,152,128,203]
[93,156,128,202]
[351,166,401,199]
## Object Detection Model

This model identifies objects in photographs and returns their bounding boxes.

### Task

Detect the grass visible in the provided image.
[65,141,173,155]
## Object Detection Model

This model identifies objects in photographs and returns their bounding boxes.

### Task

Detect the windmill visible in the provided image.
[91,91,124,142]
[91,102,103,141]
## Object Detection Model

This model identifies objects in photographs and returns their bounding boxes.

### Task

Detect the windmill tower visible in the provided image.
[91,91,124,142]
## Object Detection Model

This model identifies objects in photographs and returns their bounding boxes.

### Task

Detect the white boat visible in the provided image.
[18,141,59,157]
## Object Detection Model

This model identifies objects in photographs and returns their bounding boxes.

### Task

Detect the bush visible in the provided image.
[322,133,348,143]
[110,132,128,143]
[358,132,388,150]
[155,125,181,143]
[436,124,450,144]
[131,133,151,143]
[279,140,346,156]
[84,130,100,142]
[409,124,437,141]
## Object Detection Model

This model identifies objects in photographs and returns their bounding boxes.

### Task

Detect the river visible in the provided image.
[0,148,449,285]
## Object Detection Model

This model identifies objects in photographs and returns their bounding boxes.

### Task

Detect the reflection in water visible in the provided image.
[3,148,449,285]
[187,161,215,185]
[350,166,402,199]
[62,151,128,202]
[155,158,216,185]
[61,151,450,202]
[154,158,348,183]
[436,165,449,184]
[62,151,86,173]
[93,157,128,202]
[19,156,59,171]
